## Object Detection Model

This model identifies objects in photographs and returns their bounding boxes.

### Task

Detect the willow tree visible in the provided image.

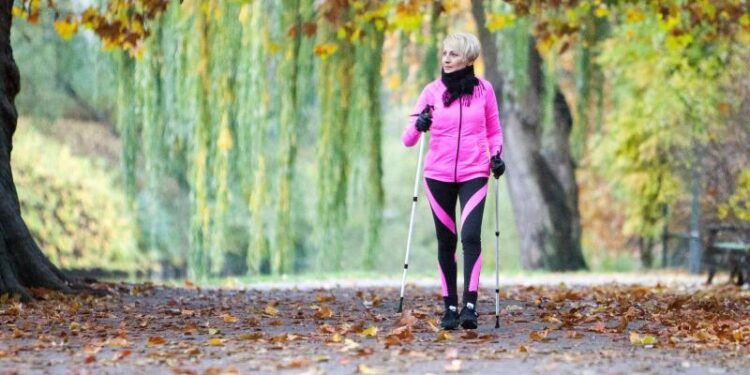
[236,1,273,275]
[315,2,356,271]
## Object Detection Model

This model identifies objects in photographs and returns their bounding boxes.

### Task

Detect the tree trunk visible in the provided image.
[0,3,73,300]
[471,0,587,270]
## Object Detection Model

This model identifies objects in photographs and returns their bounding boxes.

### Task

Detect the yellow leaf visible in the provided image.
[328,333,343,343]
[486,13,515,32]
[264,305,279,316]
[594,6,609,18]
[54,19,79,40]
[223,314,238,323]
[207,338,224,346]
[625,7,645,23]
[313,43,339,59]
[12,6,26,18]
[357,364,383,374]
[629,331,656,346]
[435,331,452,342]
[360,326,378,337]
[269,42,281,54]
[239,4,251,25]
[69,321,80,331]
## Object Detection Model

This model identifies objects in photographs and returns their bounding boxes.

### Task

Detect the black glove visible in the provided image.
[490,151,505,179]
[415,105,433,132]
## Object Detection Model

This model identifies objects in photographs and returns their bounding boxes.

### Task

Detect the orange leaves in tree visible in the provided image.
[14,0,171,56]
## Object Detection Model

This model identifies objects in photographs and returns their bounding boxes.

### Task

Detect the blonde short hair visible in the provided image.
[443,33,481,64]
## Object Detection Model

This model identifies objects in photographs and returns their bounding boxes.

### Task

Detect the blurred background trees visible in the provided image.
[8,0,749,282]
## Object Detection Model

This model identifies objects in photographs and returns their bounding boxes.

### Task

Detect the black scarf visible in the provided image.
[441,64,482,107]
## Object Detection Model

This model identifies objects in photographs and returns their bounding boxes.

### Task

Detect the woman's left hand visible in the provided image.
[490,151,505,179]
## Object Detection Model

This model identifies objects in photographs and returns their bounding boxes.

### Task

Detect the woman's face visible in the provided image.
[442,43,469,73]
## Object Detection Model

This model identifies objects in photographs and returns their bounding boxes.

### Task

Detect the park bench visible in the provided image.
[703,225,750,286]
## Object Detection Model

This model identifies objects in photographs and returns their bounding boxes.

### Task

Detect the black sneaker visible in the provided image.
[440,305,460,330]
[459,303,479,329]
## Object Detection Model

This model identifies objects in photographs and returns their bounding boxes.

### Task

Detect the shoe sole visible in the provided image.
[440,322,459,330]
[460,319,478,329]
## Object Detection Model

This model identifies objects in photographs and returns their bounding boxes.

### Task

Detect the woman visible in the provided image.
[401,32,505,330]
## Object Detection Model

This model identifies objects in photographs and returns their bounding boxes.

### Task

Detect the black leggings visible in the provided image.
[424,176,488,307]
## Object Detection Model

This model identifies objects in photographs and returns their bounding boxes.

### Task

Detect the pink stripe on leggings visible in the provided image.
[438,263,449,296]
[460,183,488,229]
[424,181,456,234]
[469,254,483,291]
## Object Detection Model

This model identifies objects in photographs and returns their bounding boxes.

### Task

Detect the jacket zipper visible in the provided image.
[453,98,463,182]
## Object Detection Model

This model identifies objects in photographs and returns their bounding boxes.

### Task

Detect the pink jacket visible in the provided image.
[401,78,503,183]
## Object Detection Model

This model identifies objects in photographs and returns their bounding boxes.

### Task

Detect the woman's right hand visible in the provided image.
[415,105,433,132]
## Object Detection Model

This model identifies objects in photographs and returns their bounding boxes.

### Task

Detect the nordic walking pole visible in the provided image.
[398,105,431,313]
[494,176,501,328]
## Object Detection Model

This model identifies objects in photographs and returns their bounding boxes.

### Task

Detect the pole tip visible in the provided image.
[495,316,500,329]
[397,297,404,313]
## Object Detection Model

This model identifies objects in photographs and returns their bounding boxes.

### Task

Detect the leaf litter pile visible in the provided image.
[2,281,750,374]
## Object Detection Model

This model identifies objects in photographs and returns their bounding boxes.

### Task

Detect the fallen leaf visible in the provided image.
[529,329,549,341]
[445,347,458,359]
[356,364,383,374]
[207,338,224,346]
[278,357,311,369]
[426,320,440,332]
[319,324,337,334]
[630,331,657,346]
[445,359,462,372]
[328,333,343,343]
[518,345,529,353]
[314,305,333,319]
[223,314,238,323]
[436,331,453,342]
[238,333,264,341]
[342,338,361,352]
[265,305,279,316]
[271,334,289,344]
[589,321,606,333]
[146,336,167,347]
[83,345,101,355]
[113,350,131,361]
[361,326,378,337]
[396,310,418,328]
[316,294,336,303]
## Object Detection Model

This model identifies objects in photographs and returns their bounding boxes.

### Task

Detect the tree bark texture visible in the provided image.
[471,0,587,270]
[0,3,73,300]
